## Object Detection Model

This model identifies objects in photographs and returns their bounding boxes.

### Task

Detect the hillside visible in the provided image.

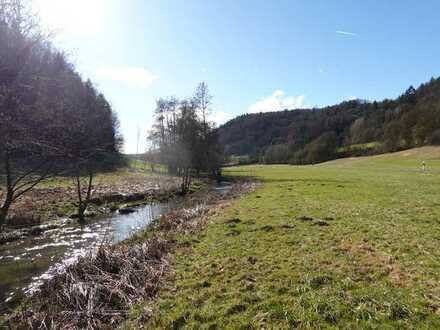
[321,145,440,167]
[218,76,440,165]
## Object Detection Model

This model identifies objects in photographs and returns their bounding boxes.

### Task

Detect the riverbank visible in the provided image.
[0,168,180,229]
[0,169,182,244]
[0,168,188,316]
[5,180,258,328]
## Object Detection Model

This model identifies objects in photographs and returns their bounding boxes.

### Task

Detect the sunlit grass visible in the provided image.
[131,146,440,329]
[37,166,159,189]
[337,141,381,153]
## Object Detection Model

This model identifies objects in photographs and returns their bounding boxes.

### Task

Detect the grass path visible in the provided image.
[134,147,440,329]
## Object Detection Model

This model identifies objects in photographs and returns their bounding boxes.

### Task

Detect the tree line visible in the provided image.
[0,0,123,228]
[218,76,440,165]
[147,82,223,193]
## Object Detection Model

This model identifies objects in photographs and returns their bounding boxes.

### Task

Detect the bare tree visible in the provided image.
[193,82,212,133]
[0,1,123,228]
[148,83,223,194]
[63,81,123,224]
[0,0,59,228]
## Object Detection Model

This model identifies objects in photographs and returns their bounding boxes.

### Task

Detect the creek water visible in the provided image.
[0,182,233,314]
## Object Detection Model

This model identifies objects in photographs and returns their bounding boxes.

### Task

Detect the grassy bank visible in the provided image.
[137,146,440,329]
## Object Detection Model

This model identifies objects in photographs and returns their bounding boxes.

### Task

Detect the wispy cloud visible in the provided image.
[249,90,306,113]
[96,66,158,89]
[336,30,357,36]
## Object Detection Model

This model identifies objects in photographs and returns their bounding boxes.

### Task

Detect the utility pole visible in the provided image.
[136,124,140,155]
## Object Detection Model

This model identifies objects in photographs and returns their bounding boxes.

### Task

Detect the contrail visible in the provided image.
[336,30,357,36]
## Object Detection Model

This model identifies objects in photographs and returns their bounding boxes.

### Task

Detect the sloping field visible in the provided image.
[130,147,440,329]
[322,145,440,169]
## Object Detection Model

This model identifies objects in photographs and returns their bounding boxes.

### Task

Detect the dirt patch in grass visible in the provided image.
[226,229,241,236]
[313,220,330,226]
[296,215,314,222]
[337,242,411,287]
[260,225,274,232]
[224,218,241,225]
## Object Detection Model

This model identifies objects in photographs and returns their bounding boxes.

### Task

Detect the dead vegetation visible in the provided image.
[336,242,411,286]
[11,238,173,329]
[6,181,258,329]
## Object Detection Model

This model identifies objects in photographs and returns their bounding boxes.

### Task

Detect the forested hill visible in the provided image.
[218,76,440,164]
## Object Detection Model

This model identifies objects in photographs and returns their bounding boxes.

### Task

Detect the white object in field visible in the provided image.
[422,161,426,172]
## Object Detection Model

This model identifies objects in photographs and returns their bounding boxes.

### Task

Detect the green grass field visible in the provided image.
[132,146,440,329]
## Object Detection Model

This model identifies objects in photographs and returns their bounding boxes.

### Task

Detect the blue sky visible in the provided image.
[35,0,440,153]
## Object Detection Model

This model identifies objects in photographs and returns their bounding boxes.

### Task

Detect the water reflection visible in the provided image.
[0,199,178,313]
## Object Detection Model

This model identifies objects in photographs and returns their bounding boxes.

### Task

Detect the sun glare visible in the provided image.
[34,0,107,37]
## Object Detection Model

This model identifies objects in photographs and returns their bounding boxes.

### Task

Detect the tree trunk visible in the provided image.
[0,205,10,230]
[181,168,187,194]
[0,153,13,230]
[180,168,192,194]
[213,168,222,183]
[75,170,94,225]
[78,204,86,225]
[0,192,13,230]
[181,174,186,194]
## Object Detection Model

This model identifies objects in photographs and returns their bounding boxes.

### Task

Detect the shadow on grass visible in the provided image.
[222,174,353,186]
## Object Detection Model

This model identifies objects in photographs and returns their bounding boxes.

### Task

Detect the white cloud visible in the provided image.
[95,67,158,89]
[336,30,357,36]
[209,110,233,126]
[248,90,306,113]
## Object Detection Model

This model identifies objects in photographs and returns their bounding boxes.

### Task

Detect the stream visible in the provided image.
[0,182,233,314]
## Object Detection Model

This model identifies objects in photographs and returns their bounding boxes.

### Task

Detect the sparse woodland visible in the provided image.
[147,82,224,194]
[0,0,123,228]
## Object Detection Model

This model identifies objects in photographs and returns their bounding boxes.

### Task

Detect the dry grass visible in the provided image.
[336,242,412,287]
[10,238,173,329]
[7,181,258,329]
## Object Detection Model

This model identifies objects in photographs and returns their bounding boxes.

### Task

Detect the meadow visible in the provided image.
[133,146,440,329]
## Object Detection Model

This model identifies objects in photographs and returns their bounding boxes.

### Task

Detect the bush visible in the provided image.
[288,149,307,165]
[429,129,440,145]
[304,131,338,164]
[264,144,290,164]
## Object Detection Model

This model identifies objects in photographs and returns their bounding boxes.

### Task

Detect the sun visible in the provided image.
[34,0,107,37]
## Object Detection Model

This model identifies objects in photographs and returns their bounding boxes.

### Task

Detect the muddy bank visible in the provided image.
[1,173,181,229]
[0,180,186,245]
[5,181,258,329]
